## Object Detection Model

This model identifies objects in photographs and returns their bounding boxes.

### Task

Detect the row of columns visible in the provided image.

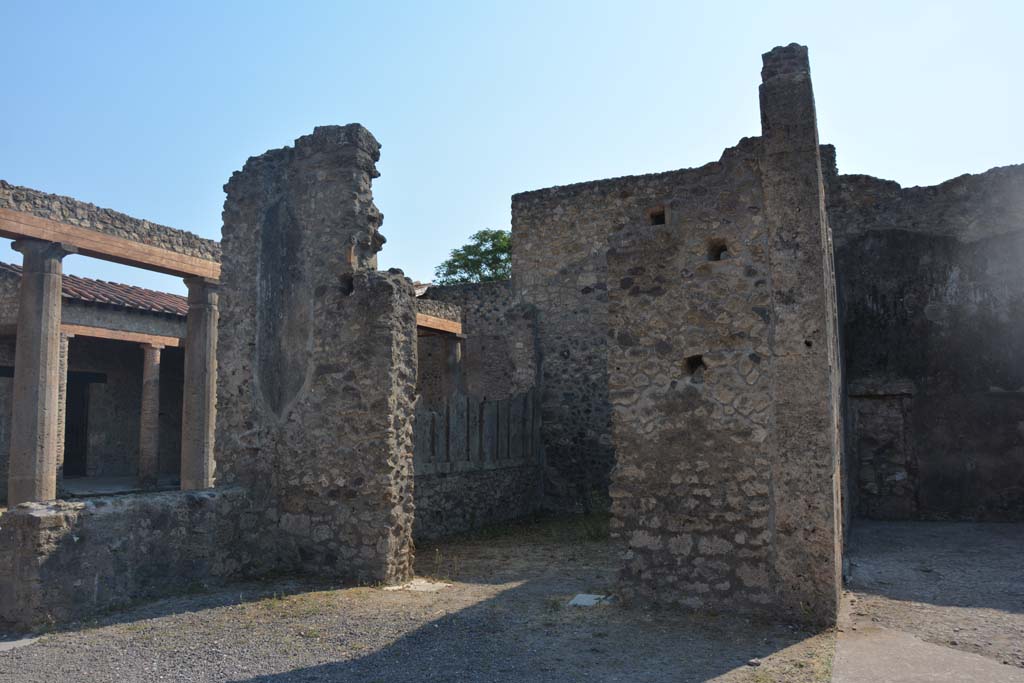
[6,238,219,507]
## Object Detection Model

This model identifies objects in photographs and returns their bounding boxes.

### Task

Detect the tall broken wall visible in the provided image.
[215,125,417,584]
[606,44,842,623]
[830,163,1024,520]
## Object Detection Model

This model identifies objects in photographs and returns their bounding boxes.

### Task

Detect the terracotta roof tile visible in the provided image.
[0,263,187,317]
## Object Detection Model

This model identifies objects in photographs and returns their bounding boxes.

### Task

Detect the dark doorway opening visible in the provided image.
[62,371,105,477]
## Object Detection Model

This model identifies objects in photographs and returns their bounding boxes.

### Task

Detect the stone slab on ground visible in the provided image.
[833,626,1024,683]
[382,578,450,593]
[568,593,611,607]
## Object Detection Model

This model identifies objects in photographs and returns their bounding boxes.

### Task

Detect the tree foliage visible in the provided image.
[433,229,512,285]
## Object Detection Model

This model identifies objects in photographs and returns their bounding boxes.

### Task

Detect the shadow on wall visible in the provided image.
[530,250,617,515]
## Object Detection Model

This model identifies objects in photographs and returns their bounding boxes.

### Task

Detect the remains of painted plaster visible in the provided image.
[216,124,417,584]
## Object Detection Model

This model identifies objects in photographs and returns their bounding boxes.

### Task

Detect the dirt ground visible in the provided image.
[0,515,833,683]
[843,520,1024,669]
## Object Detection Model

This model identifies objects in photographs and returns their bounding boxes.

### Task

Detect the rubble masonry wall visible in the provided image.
[830,163,1024,520]
[216,125,417,584]
[605,44,842,624]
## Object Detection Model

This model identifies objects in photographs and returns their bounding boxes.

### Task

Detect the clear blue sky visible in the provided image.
[1,1,1020,294]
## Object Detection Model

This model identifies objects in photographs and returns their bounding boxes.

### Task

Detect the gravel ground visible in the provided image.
[844,520,1024,669]
[0,515,832,683]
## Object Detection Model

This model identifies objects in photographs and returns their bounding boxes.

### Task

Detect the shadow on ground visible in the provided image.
[0,515,834,683]
[841,520,1024,672]
[846,521,1024,614]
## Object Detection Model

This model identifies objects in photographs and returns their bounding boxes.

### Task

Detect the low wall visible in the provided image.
[0,487,276,628]
[413,388,543,540]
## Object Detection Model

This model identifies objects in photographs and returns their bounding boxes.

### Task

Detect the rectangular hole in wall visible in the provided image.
[685,354,705,384]
[648,207,666,225]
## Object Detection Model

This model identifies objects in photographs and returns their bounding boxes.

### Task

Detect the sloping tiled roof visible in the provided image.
[0,263,187,317]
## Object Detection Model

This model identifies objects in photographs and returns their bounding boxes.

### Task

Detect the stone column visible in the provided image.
[55,331,71,489]
[180,277,218,490]
[446,336,466,394]
[8,239,75,506]
[137,343,162,490]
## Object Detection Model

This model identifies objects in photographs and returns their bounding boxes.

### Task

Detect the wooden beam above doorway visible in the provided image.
[415,313,462,335]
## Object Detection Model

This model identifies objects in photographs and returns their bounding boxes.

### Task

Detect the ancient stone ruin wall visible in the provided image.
[606,44,841,624]
[420,281,538,400]
[0,271,19,322]
[829,163,1024,520]
[0,124,418,629]
[0,180,221,262]
[412,387,542,540]
[216,125,417,584]
[512,163,745,510]
[414,297,460,322]
[606,169,773,612]
[0,488,272,627]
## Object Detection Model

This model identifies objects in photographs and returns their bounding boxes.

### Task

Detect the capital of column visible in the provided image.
[12,239,77,273]
[183,276,219,309]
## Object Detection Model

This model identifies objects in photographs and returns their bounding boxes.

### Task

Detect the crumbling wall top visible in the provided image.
[415,297,461,323]
[830,163,1024,242]
[223,124,385,272]
[511,137,762,204]
[0,180,221,262]
[761,43,810,81]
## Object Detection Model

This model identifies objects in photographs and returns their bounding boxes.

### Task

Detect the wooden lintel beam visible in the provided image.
[0,208,220,280]
[60,324,182,348]
[1,321,182,347]
[415,313,462,335]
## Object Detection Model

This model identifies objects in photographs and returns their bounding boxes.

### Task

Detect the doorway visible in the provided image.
[62,371,105,477]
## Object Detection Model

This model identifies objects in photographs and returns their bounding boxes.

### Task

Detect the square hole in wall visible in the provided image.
[707,239,729,261]
[648,207,666,225]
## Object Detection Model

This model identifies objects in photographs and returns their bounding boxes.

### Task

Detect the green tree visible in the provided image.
[433,229,512,285]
